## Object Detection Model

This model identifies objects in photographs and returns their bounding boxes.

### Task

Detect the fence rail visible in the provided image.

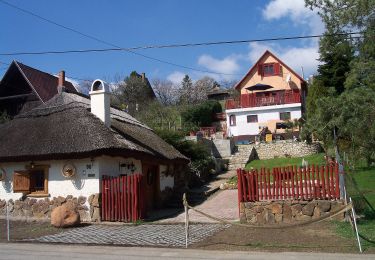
[237,164,340,203]
[101,174,143,222]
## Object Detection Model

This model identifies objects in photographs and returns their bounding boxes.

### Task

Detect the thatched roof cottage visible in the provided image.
[0,78,188,222]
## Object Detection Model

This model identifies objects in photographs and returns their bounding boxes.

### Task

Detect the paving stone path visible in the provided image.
[26,224,229,247]
[159,190,239,223]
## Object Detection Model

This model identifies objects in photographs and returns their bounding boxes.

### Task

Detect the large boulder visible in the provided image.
[51,204,80,228]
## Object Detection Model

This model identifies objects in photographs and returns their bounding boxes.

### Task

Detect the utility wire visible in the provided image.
[0,0,363,76]
[0,32,362,56]
[0,0,238,76]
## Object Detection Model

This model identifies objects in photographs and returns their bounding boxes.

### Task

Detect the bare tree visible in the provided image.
[193,76,216,102]
[152,78,180,105]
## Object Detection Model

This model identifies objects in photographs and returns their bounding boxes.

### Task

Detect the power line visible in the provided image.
[0,0,363,76]
[0,0,238,76]
[0,32,362,56]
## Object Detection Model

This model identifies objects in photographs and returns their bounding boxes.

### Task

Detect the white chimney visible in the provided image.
[89,79,111,127]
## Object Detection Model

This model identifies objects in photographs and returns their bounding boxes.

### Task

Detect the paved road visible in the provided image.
[0,243,373,260]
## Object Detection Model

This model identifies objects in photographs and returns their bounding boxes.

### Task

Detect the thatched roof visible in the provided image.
[0,92,188,163]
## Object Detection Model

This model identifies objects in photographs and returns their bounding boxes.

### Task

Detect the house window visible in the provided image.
[247,115,258,123]
[280,112,291,121]
[13,165,49,196]
[263,64,275,76]
[229,115,236,126]
[258,63,281,76]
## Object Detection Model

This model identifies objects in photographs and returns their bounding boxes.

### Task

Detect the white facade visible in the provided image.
[226,103,302,137]
[0,157,100,202]
[0,155,173,202]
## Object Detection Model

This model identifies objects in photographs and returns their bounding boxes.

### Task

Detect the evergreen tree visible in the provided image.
[179,75,194,104]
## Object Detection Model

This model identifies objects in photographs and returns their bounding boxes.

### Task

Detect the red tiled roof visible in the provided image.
[14,61,78,102]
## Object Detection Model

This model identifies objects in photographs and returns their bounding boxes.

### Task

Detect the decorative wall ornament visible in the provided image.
[62,162,76,178]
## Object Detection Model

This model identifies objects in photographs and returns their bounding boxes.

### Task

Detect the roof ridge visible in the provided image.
[15,60,59,79]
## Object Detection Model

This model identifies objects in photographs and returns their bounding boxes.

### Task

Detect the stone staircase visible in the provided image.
[227,144,255,171]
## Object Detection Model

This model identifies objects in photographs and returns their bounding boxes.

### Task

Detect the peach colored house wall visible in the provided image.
[238,55,304,94]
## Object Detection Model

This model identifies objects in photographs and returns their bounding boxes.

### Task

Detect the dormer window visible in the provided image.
[258,63,281,77]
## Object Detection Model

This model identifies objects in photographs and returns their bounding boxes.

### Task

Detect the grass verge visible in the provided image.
[245,153,325,170]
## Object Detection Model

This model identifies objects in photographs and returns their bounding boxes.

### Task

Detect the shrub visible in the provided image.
[181,100,222,130]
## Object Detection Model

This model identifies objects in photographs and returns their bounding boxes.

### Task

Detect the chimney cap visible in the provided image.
[90,79,110,93]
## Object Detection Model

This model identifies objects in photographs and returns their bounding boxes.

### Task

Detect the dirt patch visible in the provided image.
[0,219,77,242]
[191,221,370,253]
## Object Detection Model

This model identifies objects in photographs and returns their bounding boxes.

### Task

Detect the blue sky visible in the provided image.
[0,0,324,85]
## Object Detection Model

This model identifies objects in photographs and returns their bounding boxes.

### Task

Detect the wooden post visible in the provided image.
[237,169,243,214]
[183,193,189,249]
[6,200,10,241]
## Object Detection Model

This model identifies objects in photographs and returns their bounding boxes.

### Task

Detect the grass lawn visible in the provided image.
[245,153,326,170]
[335,165,375,252]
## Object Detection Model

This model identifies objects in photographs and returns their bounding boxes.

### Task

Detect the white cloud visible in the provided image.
[262,0,324,34]
[248,42,320,78]
[197,54,241,80]
[167,71,185,84]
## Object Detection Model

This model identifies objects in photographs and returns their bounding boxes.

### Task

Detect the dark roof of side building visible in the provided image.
[0,61,78,102]
[0,92,188,163]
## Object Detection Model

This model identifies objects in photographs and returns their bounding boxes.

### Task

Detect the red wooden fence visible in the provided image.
[237,164,340,203]
[101,174,143,222]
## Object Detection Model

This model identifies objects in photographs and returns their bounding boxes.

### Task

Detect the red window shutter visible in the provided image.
[257,63,263,76]
[274,63,280,75]
[13,171,30,192]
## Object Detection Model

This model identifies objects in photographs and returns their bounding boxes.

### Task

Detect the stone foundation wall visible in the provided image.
[255,141,322,160]
[240,200,344,225]
[0,193,100,222]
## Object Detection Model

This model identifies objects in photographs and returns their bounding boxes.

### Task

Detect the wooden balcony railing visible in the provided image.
[226,90,301,110]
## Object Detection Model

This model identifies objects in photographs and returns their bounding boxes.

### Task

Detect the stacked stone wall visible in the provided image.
[240,200,344,225]
[255,141,322,160]
[0,193,100,222]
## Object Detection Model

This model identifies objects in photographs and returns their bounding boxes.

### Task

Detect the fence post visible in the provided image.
[6,200,10,242]
[183,193,189,249]
[237,169,243,216]
[349,197,363,253]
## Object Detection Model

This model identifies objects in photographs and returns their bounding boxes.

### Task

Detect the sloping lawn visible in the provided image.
[335,166,375,252]
[245,153,325,170]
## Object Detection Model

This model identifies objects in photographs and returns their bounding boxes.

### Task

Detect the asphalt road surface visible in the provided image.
[0,243,374,260]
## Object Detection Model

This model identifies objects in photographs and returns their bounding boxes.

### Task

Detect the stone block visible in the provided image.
[283,204,292,222]
[302,201,316,216]
[78,196,86,205]
[91,207,100,222]
[51,204,80,228]
[270,203,283,214]
[275,213,283,223]
[91,194,100,207]
[317,200,331,212]
[295,213,312,221]
[312,206,321,219]
[57,196,66,204]
[88,194,94,205]
[291,204,302,216]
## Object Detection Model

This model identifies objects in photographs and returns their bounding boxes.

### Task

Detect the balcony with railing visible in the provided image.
[225,90,301,110]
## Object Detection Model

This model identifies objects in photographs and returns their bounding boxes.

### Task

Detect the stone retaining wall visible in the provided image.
[240,200,344,225]
[255,141,322,160]
[0,193,100,222]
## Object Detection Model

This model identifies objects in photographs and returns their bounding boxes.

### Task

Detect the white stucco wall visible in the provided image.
[159,165,174,191]
[97,156,142,177]
[226,103,302,137]
[0,158,100,201]
[0,156,145,202]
